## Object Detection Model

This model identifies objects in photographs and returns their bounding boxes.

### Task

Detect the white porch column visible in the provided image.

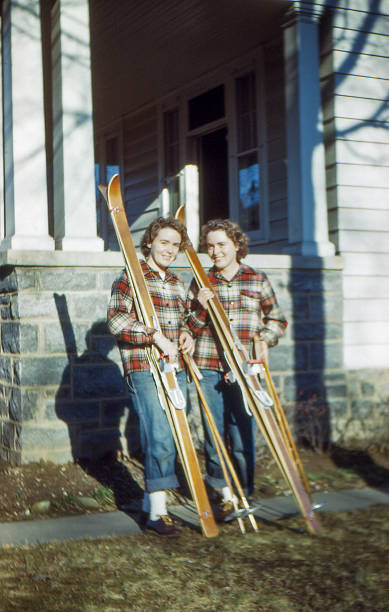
[1,0,54,251]
[52,0,103,251]
[0,12,3,241]
[282,1,335,256]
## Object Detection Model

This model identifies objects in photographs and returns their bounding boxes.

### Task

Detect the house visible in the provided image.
[0,0,388,464]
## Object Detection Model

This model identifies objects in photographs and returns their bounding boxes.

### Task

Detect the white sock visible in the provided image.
[222,486,233,502]
[149,490,167,521]
[222,486,237,504]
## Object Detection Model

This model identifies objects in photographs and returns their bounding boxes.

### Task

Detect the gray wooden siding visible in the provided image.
[321,6,389,369]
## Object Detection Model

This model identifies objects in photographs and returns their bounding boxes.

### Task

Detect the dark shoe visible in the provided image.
[146,515,182,537]
[213,500,235,523]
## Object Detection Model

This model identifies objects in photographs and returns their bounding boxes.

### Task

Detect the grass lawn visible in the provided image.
[1,504,389,612]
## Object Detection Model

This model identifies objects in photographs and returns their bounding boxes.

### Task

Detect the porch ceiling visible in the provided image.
[90,0,290,125]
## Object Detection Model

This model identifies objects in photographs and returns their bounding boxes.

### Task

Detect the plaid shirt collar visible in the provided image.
[140,259,179,284]
[209,263,256,282]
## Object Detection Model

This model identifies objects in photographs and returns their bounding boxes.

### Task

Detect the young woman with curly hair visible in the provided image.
[108,217,193,536]
[186,218,287,521]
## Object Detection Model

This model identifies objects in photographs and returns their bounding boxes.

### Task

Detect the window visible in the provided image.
[235,72,261,234]
[105,137,120,183]
[159,58,266,244]
[164,109,179,177]
[163,108,183,216]
[96,135,121,249]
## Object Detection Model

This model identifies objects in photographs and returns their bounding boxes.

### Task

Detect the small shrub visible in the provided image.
[295,393,331,453]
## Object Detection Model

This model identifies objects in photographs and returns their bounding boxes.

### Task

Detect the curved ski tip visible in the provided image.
[108,173,120,189]
[108,174,122,199]
[175,205,186,223]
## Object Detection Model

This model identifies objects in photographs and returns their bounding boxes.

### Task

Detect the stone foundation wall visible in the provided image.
[339,369,389,445]
[0,257,126,464]
[0,251,388,465]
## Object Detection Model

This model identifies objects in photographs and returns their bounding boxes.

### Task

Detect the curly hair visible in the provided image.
[140,217,189,257]
[199,219,249,261]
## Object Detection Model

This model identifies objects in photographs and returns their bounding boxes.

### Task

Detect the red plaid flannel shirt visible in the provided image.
[107,261,190,374]
[186,263,288,372]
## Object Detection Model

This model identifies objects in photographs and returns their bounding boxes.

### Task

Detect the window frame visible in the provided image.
[228,51,269,243]
[158,48,269,247]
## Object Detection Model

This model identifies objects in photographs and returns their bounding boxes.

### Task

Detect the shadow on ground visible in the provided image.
[331,443,389,488]
[77,454,144,520]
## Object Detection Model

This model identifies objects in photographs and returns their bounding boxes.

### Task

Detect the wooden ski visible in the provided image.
[253,335,311,495]
[176,205,322,535]
[101,175,218,538]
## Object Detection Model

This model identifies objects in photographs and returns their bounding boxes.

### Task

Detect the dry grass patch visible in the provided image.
[1,505,389,611]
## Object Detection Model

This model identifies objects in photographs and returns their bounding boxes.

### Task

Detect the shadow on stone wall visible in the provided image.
[55,317,126,461]
[289,262,332,453]
[53,294,144,511]
[288,264,389,490]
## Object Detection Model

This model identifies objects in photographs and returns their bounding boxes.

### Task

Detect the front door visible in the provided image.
[198,127,229,226]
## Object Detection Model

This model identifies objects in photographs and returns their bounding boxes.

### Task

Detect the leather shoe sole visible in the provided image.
[145,516,182,537]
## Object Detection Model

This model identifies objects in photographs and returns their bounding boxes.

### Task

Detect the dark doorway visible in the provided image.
[199,128,229,225]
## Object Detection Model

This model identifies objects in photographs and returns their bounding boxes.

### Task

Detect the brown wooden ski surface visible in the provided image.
[102,176,218,538]
[253,336,311,495]
[176,205,322,535]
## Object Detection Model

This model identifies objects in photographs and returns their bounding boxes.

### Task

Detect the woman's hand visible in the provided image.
[153,331,178,363]
[197,287,214,309]
[178,331,194,355]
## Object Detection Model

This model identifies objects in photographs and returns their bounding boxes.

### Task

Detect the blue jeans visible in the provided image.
[127,369,187,493]
[199,369,256,496]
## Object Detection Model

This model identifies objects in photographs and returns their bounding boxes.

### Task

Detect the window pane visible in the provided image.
[165,174,180,215]
[163,108,182,215]
[236,72,257,153]
[238,153,260,232]
[104,137,120,249]
[189,85,225,130]
[164,109,180,177]
[106,137,119,182]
